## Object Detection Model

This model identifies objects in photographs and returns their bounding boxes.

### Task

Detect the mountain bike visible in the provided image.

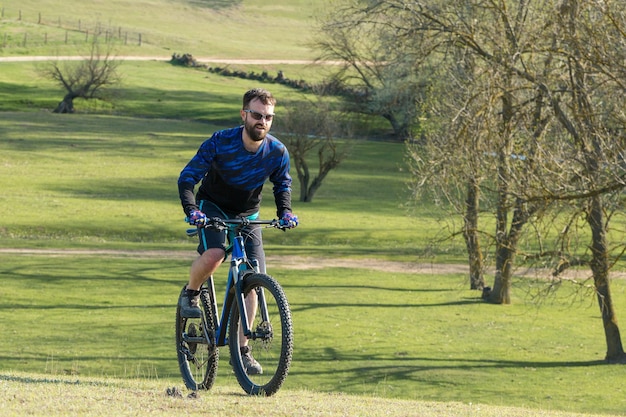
[175,217,294,396]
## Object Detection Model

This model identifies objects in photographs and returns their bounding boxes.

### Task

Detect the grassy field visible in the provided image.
[1,251,625,415]
[2,1,626,416]
[0,0,324,59]
[2,108,626,415]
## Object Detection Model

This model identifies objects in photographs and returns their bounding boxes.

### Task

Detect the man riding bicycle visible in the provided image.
[177,88,298,375]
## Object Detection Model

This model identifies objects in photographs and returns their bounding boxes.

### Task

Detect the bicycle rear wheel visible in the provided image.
[176,287,219,390]
[228,273,293,396]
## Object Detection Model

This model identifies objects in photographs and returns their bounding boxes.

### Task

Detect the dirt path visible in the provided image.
[1,248,621,280]
[0,248,459,274]
[0,56,330,65]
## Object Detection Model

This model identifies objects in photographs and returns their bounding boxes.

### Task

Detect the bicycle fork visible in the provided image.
[214,235,264,345]
[230,235,270,341]
[234,275,271,339]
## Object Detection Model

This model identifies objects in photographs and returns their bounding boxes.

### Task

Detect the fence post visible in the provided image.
[38,12,41,24]
[65,30,68,44]
[138,33,141,46]
[22,33,27,47]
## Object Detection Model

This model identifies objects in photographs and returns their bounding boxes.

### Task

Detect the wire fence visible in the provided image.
[0,7,144,49]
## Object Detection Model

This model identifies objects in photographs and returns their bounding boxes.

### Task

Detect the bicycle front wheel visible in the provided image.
[176,287,219,390]
[228,273,293,396]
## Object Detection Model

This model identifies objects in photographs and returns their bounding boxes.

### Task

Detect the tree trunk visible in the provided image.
[304,177,323,203]
[486,200,528,304]
[488,245,513,304]
[294,155,310,203]
[463,178,484,290]
[487,83,515,304]
[588,195,626,362]
[298,174,310,202]
[383,112,410,141]
[53,95,75,113]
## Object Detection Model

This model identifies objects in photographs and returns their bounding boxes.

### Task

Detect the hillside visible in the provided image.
[0,0,325,59]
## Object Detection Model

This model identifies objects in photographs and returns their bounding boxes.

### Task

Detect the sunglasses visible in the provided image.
[243,109,274,122]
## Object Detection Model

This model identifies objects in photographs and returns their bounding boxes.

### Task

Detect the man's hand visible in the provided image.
[186,210,207,226]
[279,212,299,229]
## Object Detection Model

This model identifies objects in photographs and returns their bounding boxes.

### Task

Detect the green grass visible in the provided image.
[3,109,625,415]
[0,109,453,261]
[1,253,625,415]
[2,1,626,416]
[0,0,323,59]
[0,60,331,116]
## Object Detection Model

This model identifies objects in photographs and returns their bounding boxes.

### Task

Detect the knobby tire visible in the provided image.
[228,273,293,396]
[175,287,219,390]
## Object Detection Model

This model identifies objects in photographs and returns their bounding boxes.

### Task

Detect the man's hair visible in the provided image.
[243,88,276,108]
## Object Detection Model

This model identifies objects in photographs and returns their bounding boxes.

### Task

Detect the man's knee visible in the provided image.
[202,247,225,265]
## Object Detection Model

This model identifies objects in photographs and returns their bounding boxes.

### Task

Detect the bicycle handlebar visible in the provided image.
[186,217,284,237]
[205,217,281,230]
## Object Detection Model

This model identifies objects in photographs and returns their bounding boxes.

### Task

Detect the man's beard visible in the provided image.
[245,121,268,142]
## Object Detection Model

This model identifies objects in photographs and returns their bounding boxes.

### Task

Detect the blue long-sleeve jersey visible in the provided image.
[178,126,293,218]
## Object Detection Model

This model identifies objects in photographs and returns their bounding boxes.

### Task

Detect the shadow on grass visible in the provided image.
[0,373,112,386]
[0,82,60,111]
[0,302,174,310]
[291,350,607,381]
[186,0,242,9]
[290,299,480,313]
[1,113,214,156]
[0,262,186,287]
[286,282,459,293]
[45,176,181,202]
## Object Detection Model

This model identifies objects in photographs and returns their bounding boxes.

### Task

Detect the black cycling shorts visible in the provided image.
[196,200,266,273]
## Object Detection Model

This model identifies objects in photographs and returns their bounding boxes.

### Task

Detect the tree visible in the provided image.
[278,97,352,202]
[331,0,626,360]
[541,0,626,361]
[313,5,431,141]
[401,1,547,296]
[41,37,121,113]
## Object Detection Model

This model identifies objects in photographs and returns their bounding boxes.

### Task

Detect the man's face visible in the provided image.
[241,98,275,142]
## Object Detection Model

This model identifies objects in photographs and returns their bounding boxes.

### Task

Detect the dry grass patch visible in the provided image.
[0,372,620,417]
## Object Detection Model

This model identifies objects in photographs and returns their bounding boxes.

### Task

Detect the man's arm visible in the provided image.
[177,136,217,216]
[271,147,293,217]
[178,180,198,216]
